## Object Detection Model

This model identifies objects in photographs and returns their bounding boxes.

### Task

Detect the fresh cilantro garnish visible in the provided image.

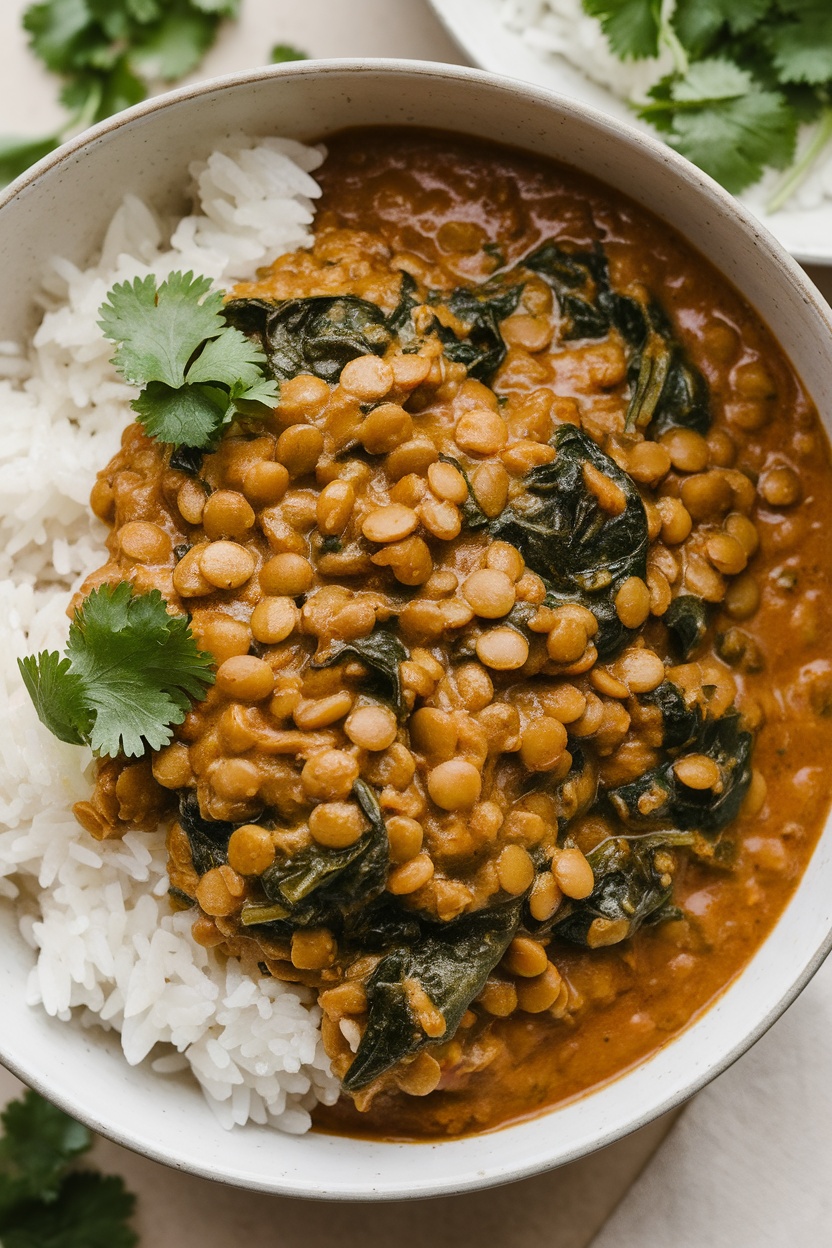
[639,58,797,193]
[0,1088,137,1248]
[582,0,832,203]
[270,43,308,63]
[761,0,832,87]
[0,0,242,186]
[581,0,664,59]
[19,582,215,759]
[99,271,280,449]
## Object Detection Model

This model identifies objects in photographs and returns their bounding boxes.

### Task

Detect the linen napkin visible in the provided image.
[591,953,832,1248]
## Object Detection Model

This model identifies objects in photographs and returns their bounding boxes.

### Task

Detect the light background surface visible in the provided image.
[0,1,828,1243]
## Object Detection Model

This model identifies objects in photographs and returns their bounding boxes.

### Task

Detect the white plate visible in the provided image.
[428,0,832,265]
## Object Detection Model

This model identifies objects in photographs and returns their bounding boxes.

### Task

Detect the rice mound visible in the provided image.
[0,136,343,1132]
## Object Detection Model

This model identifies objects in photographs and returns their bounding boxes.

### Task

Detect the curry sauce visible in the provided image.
[73,129,832,1140]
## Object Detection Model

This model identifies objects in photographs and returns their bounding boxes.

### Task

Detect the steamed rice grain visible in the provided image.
[0,136,341,1133]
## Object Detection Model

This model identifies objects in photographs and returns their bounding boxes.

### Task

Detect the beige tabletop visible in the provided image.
[0,0,829,1242]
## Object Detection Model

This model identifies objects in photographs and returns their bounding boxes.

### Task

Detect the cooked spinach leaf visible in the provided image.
[313,628,409,719]
[242,779,388,931]
[641,680,703,749]
[438,453,489,529]
[552,832,694,948]
[169,444,204,475]
[491,424,649,658]
[342,901,522,1092]
[432,281,523,382]
[625,302,710,436]
[523,241,614,340]
[223,295,393,384]
[608,713,753,835]
[178,792,232,875]
[665,593,710,659]
[522,241,710,435]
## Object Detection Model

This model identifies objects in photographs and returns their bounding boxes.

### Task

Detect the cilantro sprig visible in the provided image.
[0,0,241,186]
[582,0,832,204]
[98,271,280,450]
[0,1088,137,1248]
[19,583,215,759]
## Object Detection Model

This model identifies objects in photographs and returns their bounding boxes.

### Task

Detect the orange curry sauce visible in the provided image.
[311,129,832,1138]
[77,128,832,1140]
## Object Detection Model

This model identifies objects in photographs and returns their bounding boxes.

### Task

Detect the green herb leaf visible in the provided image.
[98,271,225,388]
[19,583,215,758]
[1,1171,137,1248]
[581,0,663,59]
[270,43,308,63]
[672,0,772,55]
[343,902,522,1092]
[131,9,216,80]
[0,1089,136,1248]
[639,59,797,193]
[762,0,832,86]
[131,380,230,447]
[0,1091,90,1218]
[0,134,61,183]
[100,272,279,448]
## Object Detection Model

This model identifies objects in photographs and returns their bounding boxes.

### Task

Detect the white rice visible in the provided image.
[0,135,343,1132]
[500,0,832,213]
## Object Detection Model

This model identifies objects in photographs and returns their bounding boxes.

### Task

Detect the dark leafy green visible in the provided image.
[178,792,232,875]
[431,281,523,382]
[608,713,753,834]
[552,833,695,947]
[342,902,522,1092]
[641,680,703,749]
[438,454,489,529]
[491,424,649,658]
[313,628,409,719]
[665,594,710,659]
[625,302,711,435]
[242,780,388,932]
[522,241,710,435]
[222,295,393,385]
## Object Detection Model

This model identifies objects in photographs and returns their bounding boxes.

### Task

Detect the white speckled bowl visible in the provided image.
[1,59,831,1201]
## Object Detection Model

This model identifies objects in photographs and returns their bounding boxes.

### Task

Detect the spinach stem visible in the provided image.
[766,108,832,216]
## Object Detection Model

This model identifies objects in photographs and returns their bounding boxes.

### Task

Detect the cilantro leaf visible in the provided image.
[98,271,225,388]
[0,134,62,184]
[22,0,92,73]
[18,652,91,746]
[185,325,273,389]
[0,1091,90,1218]
[672,0,773,55]
[0,1090,136,1248]
[131,379,230,446]
[131,9,216,80]
[20,583,215,759]
[639,59,797,193]
[271,43,308,63]
[761,0,832,86]
[581,0,662,59]
[100,270,281,448]
[1,1171,137,1248]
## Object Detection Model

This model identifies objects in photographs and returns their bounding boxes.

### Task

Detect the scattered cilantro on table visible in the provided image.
[582,0,832,206]
[19,582,215,758]
[0,1088,138,1248]
[0,0,241,184]
[270,43,308,63]
[98,271,280,450]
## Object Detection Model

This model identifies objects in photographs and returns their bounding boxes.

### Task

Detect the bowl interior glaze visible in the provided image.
[1,59,831,1201]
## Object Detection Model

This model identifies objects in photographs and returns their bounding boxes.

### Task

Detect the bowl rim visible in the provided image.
[2,55,832,1201]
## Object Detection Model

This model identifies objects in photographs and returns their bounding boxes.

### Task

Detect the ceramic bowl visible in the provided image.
[1,59,831,1201]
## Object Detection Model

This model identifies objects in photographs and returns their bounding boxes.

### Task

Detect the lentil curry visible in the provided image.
[67,129,832,1138]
